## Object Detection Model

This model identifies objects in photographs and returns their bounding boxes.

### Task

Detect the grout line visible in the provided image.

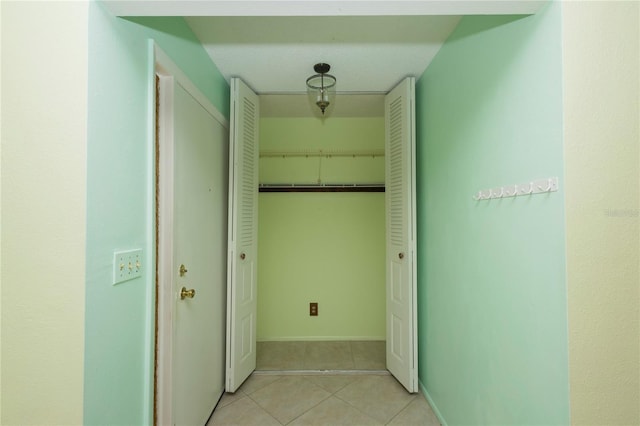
[284,389,333,426]
[383,394,419,425]
[332,391,386,425]
[243,390,286,425]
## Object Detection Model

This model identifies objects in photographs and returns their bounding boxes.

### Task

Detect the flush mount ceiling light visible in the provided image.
[306,63,337,115]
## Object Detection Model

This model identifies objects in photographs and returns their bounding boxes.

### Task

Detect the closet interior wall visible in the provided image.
[257,102,387,345]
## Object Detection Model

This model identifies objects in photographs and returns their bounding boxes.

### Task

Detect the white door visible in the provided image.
[385,77,418,393]
[172,81,229,425]
[226,78,260,392]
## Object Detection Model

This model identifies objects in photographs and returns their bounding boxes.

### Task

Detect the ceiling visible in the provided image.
[185,16,462,94]
[105,1,545,115]
[105,1,545,18]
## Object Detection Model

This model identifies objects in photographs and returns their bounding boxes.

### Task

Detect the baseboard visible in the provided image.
[419,379,448,426]
[257,336,385,342]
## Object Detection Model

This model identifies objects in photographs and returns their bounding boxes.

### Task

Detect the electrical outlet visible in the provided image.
[113,249,143,285]
[310,302,318,316]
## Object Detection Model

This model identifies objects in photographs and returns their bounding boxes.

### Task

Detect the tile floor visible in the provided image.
[209,341,440,425]
[256,341,386,371]
[207,372,441,426]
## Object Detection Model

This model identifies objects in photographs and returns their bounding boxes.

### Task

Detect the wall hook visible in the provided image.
[536,179,552,192]
[522,182,534,194]
[473,177,558,201]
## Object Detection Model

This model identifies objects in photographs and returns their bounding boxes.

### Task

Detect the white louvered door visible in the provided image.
[385,77,417,393]
[226,78,259,392]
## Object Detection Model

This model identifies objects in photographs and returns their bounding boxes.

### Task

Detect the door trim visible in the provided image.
[155,67,175,426]
[154,46,229,128]
[154,43,228,426]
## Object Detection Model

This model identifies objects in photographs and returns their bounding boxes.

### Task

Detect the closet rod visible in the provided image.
[260,149,385,159]
[259,183,385,193]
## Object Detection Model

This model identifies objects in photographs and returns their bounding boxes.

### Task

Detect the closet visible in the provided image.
[256,94,387,371]
[226,78,417,393]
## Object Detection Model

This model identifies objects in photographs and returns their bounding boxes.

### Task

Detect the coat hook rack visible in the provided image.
[473,177,558,201]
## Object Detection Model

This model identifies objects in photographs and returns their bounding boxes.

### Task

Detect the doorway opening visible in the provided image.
[154,45,230,425]
[255,93,386,373]
[226,77,416,393]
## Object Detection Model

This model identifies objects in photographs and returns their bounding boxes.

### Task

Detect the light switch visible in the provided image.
[113,249,143,285]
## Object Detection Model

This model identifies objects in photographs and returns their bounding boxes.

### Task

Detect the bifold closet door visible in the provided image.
[226,78,260,393]
[385,76,418,393]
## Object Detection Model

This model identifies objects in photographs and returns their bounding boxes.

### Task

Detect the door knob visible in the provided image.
[240,252,246,260]
[398,252,404,259]
[179,264,188,277]
[180,287,196,300]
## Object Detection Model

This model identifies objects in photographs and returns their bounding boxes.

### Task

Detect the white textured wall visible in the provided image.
[1,2,87,424]
[563,1,640,424]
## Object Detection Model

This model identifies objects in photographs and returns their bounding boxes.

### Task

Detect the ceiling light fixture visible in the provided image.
[306,63,337,115]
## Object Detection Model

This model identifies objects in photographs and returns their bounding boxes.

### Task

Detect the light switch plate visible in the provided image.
[113,249,143,285]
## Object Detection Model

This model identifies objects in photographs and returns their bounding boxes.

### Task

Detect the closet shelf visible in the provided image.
[259,183,385,193]
[260,149,384,159]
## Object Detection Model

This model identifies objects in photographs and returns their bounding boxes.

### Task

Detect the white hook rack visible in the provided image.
[473,177,558,201]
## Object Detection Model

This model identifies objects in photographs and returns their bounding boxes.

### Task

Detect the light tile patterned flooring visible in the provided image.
[207,341,441,425]
[207,373,441,426]
[256,341,387,371]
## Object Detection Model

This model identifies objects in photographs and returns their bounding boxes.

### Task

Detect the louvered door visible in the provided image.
[385,77,417,393]
[226,78,259,392]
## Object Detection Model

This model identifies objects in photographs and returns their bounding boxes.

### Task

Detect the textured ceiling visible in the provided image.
[185,16,462,94]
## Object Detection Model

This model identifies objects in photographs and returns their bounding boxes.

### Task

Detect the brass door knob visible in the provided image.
[179,264,188,277]
[180,287,196,300]
[398,252,404,259]
[240,253,246,260]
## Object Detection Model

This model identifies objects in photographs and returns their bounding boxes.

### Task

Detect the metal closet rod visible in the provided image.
[259,149,385,158]
[259,183,385,193]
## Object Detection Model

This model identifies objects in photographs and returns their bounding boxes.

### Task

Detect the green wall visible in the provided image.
[258,117,386,340]
[85,3,228,424]
[260,118,385,184]
[415,3,569,425]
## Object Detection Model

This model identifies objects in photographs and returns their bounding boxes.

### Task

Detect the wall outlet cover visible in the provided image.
[113,249,143,285]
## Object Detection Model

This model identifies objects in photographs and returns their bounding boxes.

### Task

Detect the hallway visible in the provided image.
[207,373,440,425]
[4,2,638,425]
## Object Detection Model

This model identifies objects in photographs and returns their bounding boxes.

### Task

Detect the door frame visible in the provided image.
[154,43,229,426]
[225,82,416,391]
